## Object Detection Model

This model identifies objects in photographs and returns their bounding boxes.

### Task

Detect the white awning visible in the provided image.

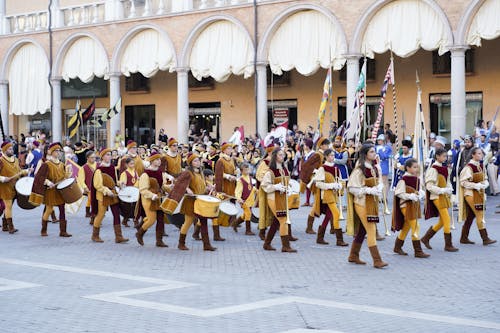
[362,0,451,58]
[268,10,347,76]
[62,37,109,83]
[189,20,254,82]
[467,0,500,46]
[8,44,51,116]
[121,29,176,78]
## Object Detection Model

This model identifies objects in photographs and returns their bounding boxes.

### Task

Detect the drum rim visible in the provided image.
[15,177,34,195]
[196,195,221,203]
[56,178,75,189]
[219,202,239,214]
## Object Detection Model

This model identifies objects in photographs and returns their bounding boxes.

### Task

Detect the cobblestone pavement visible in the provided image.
[0,194,499,333]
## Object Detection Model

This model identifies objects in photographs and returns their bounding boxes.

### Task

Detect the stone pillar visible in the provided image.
[345,54,361,121]
[51,78,62,143]
[104,0,124,21]
[172,0,193,12]
[177,68,189,144]
[450,46,467,140]
[0,80,9,137]
[49,0,64,28]
[109,73,121,148]
[256,62,268,138]
[0,0,6,34]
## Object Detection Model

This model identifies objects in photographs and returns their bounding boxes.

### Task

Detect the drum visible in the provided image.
[250,206,260,224]
[56,178,82,204]
[288,179,300,193]
[218,201,239,227]
[15,177,36,210]
[118,186,139,218]
[194,195,221,218]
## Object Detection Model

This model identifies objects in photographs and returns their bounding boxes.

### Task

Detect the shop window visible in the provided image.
[189,102,221,141]
[267,67,291,87]
[62,77,108,99]
[339,58,376,82]
[267,100,297,131]
[432,49,475,75]
[188,73,215,90]
[125,73,150,93]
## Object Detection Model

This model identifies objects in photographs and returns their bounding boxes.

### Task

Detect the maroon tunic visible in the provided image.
[125,170,138,186]
[392,175,419,231]
[83,164,94,192]
[240,176,254,201]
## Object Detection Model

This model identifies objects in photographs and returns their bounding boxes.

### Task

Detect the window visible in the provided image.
[267,67,291,87]
[125,73,150,93]
[62,77,108,99]
[339,58,376,82]
[432,49,475,75]
[188,72,215,90]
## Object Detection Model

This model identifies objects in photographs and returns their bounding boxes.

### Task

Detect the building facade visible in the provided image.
[0,0,498,146]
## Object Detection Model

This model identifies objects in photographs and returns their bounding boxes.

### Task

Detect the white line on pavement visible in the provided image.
[0,277,41,292]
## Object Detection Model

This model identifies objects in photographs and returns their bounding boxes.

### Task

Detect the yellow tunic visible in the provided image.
[119,168,139,188]
[44,160,67,206]
[77,162,96,192]
[216,154,236,196]
[93,167,118,206]
[0,155,23,200]
[165,153,182,177]
[181,170,206,216]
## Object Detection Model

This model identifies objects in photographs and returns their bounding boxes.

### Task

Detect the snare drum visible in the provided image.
[194,195,221,218]
[118,186,139,218]
[250,206,260,224]
[218,201,239,227]
[15,177,36,210]
[56,178,82,204]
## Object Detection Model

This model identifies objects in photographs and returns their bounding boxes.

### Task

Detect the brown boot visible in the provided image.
[212,225,225,241]
[59,220,72,237]
[305,215,316,234]
[85,207,91,218]
[263,226,276,251]
[122,218,130,228]
[156,229,167,248]
[335,229,348,246]
[192,224,201,240]
[479,229,497,245]
[89,215,95,225]
[259,228,266,241]
[6,218,18,234]
[114,224,129,243]
[201,229,216,251]
[420,226,436,249]
[444,233,459,252]
[41,219,48,236]
[412,240,430,258]
[133,219,139,228]
[245,221,255,235]
[232,216,243,232]
[368,245,388,268]
[329,220,335,234]
[316,225,329,245]
[2,217,8,232]
[91,227,104,243]
[393,238,407,255]
[288,224,298,241]
[136,227,147,246]
[348,242,366,265]
[51,211,59,223]
[281,236,297,253]
[460,222,475,244]
[178,233,189,250]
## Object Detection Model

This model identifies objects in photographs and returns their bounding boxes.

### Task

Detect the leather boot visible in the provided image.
[316,225,329,245]
[245,221,255,235]
[136,227,147,246]
[6,218,18,234]
[178,233,189,250]
[2,217,9,231]
[444,233,459,252]
[114,224,129,243]
[41,219,48,236]
[348,242,366,265]
[258,228,266,241]
[212,225,225,241]
[305,215,316,234]
[122,218,130,228]
[420,226,436,249]
[412,240,430,258]
[51,211,59,223]
[479,229,497,245]
[281,235,297,253]
[368,245,388,268]
[91,227,104,243]
[156,229,167,248]
[376,228,385,241]
[232,216,243,232]
[393,238,407,255]
[133,219,139,229]
[335,229,348,246]
[201,229,216,251]
[460,218,475,244]
[85,207,91,218]
[288,224,298,241]
[329,220,335,234]
[263,226,277,251]
[192,224,201,240]
[89,216,95,225]
[59,220,72,237]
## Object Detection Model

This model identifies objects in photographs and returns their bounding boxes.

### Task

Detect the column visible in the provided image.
[450,46,467,140]
[51,78,62,143]
[49,0,64,28]
[176,68,189,144]
[0,0,6,34]
[172,0,193,12]
[256,62,268,138]
[0,80,9,137]
[109,73,121,148]
[345,54,361,122]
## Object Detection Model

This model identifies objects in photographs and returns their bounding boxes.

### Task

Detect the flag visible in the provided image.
[65,158,81,178]
[239,125,245,141]
[92,97,121,127]
[317,68,332,135]
[68,99,81,138]
[344,59,367,144]
[81,99,95,123]
[414,71,429,178]
[371,59,394,141]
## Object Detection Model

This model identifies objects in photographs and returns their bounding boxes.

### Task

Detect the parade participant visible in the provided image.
[214,142,238,241]
[77,151,96,224]
[333,136,349,180]
[192,169,216,241]
[161,138,182,181]
[391,158,430,258]
[29,142,72,237]
[300,138,322,231]
[391,140,413,188]
[204,143,219,171]
[119,140,144,176]
[118,157,139,228]
[232,162,256,235]
[0,142,31,234]
[449,139,461,195]
[375,134,392,198]
[90,148,128,244]
[347,143,388,268]
[261,148,297,252]
[421,148,457,252]
[74,142,89,166]
[458,147,496,245]
[457,135,474,174]
[25,141,43,174]
[312,149,347,246]
[135,153,169,248]
[255,143,276,240]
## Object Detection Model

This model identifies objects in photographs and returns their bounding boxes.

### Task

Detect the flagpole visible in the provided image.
[390,50,399,151]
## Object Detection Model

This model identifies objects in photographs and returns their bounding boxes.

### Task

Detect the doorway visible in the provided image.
[125,105,156,146]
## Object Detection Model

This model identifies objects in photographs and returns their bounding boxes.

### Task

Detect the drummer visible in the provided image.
[0,141,32,234]
[90,148,129,244]
[255,143,278,240]
[118,157,139,228]
[77,151,96,225]
[119,140,145,176]
[232,162,256,236]
[29,142,72,237]
[161,138,182,183]
[192,168,216,241]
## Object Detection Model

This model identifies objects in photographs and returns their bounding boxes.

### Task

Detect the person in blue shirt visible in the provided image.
[392,140,413,189]
[375,134,392,199]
